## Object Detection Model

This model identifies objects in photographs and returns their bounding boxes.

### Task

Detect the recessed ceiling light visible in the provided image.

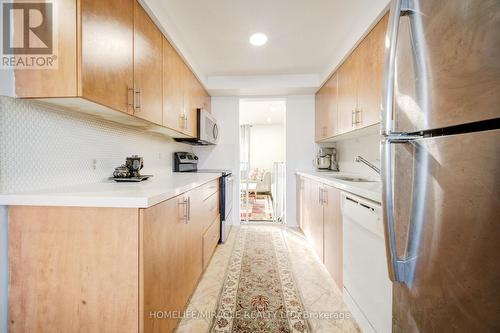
[249,33,268,46]
[266,117,272,123]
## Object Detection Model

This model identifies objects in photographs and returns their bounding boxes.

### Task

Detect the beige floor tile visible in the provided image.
[176,225,361,333]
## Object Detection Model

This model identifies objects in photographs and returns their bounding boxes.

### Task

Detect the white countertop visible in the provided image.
[0,173,221,208]
[296,170,382,203]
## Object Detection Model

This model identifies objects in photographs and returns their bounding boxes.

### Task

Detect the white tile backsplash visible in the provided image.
[0,96,193,193]
[335,132,381,178]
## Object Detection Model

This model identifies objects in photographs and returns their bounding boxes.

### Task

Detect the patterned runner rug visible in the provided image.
[210,226,310,333]
[240,194,274,221]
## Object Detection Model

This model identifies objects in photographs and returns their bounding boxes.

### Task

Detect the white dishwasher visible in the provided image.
[341,192,392,333]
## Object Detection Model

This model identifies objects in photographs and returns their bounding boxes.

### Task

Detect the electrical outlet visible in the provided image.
[92,159,97,170]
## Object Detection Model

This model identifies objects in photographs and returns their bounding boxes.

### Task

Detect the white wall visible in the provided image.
[335,132,381,178]
[249,124,285,172]
[285,95,316,227]
[193,97,240,225]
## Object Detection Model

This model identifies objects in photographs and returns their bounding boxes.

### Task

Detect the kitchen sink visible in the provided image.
[328,175,379,182]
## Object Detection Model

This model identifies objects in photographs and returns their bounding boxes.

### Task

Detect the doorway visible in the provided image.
[239,99,286,223]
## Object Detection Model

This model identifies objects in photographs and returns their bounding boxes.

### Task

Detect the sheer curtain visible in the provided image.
[240,125,251,179]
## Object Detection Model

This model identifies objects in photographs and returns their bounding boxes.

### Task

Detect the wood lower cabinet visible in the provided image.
[323,185,343,289]
[298,176,343,290]
[133,0,163,125]
[203,215,221,269]
[9,206,140,333]
[299,177,324,261]
[8,179,220,333]
[315,13,389,141]
[141,195,191,333]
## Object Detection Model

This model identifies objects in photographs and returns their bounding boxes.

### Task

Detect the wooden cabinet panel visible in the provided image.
[301,178,324,261]
[162,37,186,133]
[9,206,139,333]
[183,68,200,137]
[203,216,221,269]
[309,181,325,261]
[315,85,327,141]
[80,0,134,114]
[133,0,163,125]
[320,12,388,137]
[323,185,343,290]
[14,0,77,98]
[338,52,359,135]
[357,14,389,128]
[141,194,192,333]
[315,73,339,141]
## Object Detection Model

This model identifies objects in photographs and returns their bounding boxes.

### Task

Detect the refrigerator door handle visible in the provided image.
[381,0,417,136]
[383,138,420,285]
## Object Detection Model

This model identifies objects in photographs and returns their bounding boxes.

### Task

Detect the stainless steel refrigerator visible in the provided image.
[381,0,500,332]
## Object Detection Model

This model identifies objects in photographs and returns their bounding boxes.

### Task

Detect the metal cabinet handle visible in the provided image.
[187,197,191,222]
[179,198,188,223]
[355,109,362,125]
[127,87,135,110]
[134,88,142,112]
[351,109,356,127]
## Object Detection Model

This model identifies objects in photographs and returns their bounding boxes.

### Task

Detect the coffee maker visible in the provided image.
[313,147,339,171]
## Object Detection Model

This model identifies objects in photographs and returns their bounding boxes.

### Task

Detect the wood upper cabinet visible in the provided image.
[315,73,339,142]
[133,0,163,125]
[323,185,343,290]
[163,37,186,133]
[338,49,360,135]
[14,0,211,139]
[356,14,389,128]
[80,0,134,114]
[317,12,389,138]
[183,69,199,137]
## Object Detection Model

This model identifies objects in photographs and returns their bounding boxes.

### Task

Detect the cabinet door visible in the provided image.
[356,14,389,128]
[303,179,324,261]
[323,185,343,290]
[133,0,163,125]
[80,0,134,114]
[316,73,339,141]
[315,84,328,141]
[141,195,189,333]
[183,69,199,138]
[309,181,325,261]
[162,37,186,133]
[337,52,359,134]
[325,73,339,136]
[184,191,204,291]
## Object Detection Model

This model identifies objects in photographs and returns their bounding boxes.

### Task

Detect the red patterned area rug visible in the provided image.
[210,227,311,333]
[240,194,274,221]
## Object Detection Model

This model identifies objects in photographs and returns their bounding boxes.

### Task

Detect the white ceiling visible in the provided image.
[240,99,286,125]
[143,0,390,95]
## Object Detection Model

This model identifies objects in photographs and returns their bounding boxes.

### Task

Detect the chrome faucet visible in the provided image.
[355,156,380,174]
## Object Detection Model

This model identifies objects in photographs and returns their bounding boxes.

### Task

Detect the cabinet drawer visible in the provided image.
[200,179,219,200]
[202,216,220,270]
[204,191,219,227]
